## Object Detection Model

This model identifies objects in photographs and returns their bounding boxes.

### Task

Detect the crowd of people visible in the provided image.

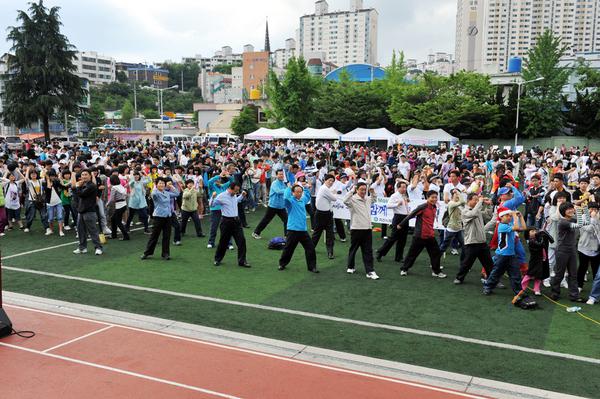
[1,137,600,307]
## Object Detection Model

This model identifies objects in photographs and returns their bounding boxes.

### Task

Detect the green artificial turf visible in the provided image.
[2,212,600,397]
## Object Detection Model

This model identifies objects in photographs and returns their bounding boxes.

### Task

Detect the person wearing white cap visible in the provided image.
[483,207,526,296]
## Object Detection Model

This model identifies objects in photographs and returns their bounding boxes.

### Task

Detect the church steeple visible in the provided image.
[264,19,271,53]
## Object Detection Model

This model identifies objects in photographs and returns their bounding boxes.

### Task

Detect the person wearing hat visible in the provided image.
[483,207,526,296]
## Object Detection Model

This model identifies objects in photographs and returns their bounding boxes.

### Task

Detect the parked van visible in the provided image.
[4,136,22,151]
[161,134,191,144]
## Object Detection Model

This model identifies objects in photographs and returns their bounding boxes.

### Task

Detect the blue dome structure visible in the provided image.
[325,64,386,82]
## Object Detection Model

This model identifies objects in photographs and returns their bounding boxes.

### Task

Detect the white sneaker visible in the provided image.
[432,272,448,279]
[400,270,408,276]
[534,291,542,296]
[207,244,213,249]
[366,272,380,280]
[340,238,347,242]
[586,298,596,305]
[543,278,551,287]
[73,248,87,254]
[451,248,459,255]
[228,244,234,250]
[174,241,181,246]
[578,287,583,293]
[64,225,72,231]
[45,228,53,236]
[103,228,112,235]
[59,231,65,237]
[95,248,103,255]
[560,280,568,289]
[252,232,261,240]
[23,228,30,233]
[346,268,355,274]
[0,233,5,237]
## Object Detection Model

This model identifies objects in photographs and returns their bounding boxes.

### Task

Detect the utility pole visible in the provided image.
[181,69,184,92]
[133,69,138,117]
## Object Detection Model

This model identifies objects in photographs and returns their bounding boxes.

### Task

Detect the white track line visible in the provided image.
[42,325,114,353]
[3,227,148,260]
[0,342,241,399]
[4,266,600,366]
[4,304,485,398]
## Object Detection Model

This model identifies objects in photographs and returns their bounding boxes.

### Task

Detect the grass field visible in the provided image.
[2,211,600,397]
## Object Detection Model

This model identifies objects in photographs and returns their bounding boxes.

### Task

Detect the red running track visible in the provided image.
[0,305,489,399]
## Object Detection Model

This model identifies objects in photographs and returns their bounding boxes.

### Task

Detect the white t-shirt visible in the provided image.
[397,161,411,180]
[4,182,20,210]
[443,182,466,201]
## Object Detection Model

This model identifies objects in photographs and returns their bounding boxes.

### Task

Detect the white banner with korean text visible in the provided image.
[331,196,447,228]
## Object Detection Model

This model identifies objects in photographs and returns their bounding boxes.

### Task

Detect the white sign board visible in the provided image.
[332,197,446,229]
[332,197,393,225]
[515,145,524,154]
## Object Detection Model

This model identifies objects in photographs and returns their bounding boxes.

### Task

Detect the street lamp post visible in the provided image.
[141,85,178,138]
[513,77,544,147]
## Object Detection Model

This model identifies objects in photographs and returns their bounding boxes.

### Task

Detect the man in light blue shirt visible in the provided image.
[278,184,318,273]
[252,169,288,239]
[142,178,180,261]
[210,182,250,268]
[206,171,234,248]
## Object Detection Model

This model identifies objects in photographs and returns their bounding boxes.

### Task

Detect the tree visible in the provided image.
[142,109,159,119]
[121,100,134,127]
[83,101,105,128]
[2,1,85,142]
[566,60,600,137]
[213,64,241,75]
[231,106,258,136]
[521,29,570,138]
[161,62,201,91]
[313,77,393,133]
[116,71,128,83]
[266,57,321,131]
[387,71,501,138]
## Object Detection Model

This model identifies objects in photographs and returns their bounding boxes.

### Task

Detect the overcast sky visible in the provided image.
[0,0,456,66]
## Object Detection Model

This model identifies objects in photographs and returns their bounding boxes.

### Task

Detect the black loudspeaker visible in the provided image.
[0,308,12,338]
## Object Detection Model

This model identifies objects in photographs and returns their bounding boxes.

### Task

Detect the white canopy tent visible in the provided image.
[293,127,342,141]
[342,128,399,147]
[398,128,459,146]
[244,127,296,141]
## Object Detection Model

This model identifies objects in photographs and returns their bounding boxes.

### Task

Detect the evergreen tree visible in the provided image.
[2,1,85,142]
[231,106,258,136]
[266,57,320,131]
[521,29,570,138]
[121,100,134,127]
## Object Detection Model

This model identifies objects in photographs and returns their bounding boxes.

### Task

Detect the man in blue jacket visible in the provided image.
[252,169,288,239]
[278,184,319,273]
[206,170,234,248]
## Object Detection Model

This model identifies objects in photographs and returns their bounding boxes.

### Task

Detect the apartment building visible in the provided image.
[298,0,378,67]
[456,0,600,73]
[74,51,116,85]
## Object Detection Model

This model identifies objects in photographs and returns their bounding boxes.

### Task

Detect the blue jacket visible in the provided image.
[268,179,287,209]
[151,187,180,217]
[284,187,311,231]
[503,186,525,210]
[208,175,233,211]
